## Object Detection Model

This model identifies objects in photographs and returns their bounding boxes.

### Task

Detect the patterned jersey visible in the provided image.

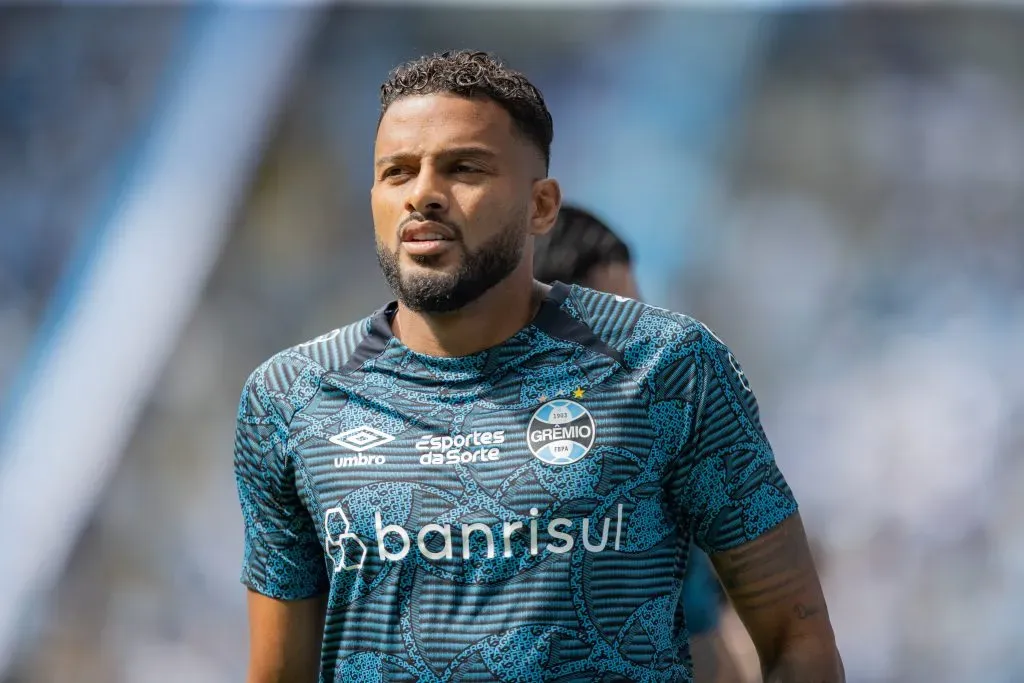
[234,282,798,683]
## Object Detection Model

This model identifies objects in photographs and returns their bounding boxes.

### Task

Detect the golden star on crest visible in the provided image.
[538,394,548,403]
[572,388,585,399]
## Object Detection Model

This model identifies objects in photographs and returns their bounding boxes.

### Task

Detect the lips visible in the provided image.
[407,231,447,242]
[399,221,458,257]
[400,221,455,243]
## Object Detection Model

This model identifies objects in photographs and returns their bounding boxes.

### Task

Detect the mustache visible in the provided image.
[399,212,462,240]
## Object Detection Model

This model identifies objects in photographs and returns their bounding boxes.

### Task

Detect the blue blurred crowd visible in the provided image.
[0,8,185,413]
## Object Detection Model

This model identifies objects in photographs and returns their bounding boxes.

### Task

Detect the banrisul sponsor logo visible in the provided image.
[528,399,596,466]
[323,505,624,571]
[416,429,505,466]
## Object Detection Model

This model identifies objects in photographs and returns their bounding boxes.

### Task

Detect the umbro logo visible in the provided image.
[329,426,395,452]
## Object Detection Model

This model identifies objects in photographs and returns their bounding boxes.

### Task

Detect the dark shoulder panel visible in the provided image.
[566,285,709,377]
[243,314,381,424]
[289,316,380,374]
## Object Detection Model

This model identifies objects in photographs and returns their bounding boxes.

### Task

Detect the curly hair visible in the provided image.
[379,50,553,172]
[533,205,632,286]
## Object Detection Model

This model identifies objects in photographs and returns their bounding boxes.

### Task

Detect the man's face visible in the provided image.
[582,261,642,301]
[372,93,554,313]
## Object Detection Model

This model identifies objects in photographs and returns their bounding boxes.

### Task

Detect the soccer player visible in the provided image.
[235,50,844,683]
[534,204,745,683]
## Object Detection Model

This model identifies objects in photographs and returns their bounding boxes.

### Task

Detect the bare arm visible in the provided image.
[246,590,327,683]
[711,513,844,683]
[235,362,331,682]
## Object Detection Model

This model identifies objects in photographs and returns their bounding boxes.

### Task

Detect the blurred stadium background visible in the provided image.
[1,4,1023,682]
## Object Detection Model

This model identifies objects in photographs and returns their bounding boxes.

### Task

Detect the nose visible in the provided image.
[405,166,449,216]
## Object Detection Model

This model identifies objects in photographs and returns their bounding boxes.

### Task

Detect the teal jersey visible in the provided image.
[235,282,797,682]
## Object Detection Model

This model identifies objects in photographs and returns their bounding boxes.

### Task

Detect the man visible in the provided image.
[534,205,745,683]
[235,50,844,683]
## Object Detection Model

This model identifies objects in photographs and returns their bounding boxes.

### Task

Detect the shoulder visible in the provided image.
[239,315,378,421]
[286,315,379,373]
[567,285,723,372]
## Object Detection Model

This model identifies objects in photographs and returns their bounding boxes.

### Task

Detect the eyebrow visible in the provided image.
[374,146,499,168]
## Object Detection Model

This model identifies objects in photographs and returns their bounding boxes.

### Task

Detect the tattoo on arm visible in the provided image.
[710,515,833,664]
[715,517,822,612]
[794,602,821,620]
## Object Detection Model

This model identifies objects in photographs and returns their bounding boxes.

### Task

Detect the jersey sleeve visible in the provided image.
[234,362,328,600]
[672,323,799,556]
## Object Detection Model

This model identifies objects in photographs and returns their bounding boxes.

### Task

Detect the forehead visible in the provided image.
[375,93,520,160]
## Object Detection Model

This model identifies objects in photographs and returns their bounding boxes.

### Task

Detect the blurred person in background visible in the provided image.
[534,204,744,683]
[235,49,843,683]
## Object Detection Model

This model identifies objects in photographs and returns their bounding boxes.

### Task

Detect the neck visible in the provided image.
[392,265,550,357]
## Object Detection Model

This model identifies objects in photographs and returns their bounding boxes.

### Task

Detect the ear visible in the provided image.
[529,178,562,236]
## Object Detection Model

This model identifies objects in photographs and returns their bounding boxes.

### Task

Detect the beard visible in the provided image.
[376,214,527,314]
